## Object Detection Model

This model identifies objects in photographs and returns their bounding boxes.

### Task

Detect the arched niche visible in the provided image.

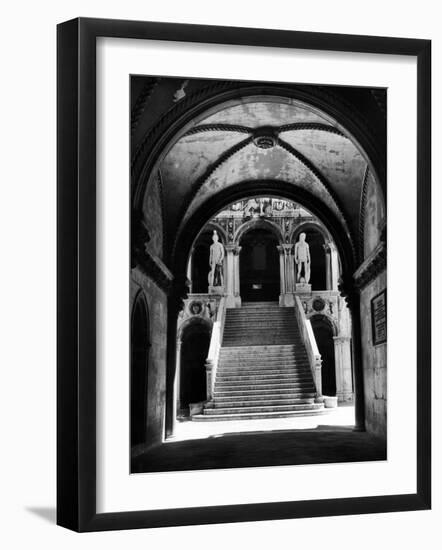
[179,318,212,415]
[292,221,338,291]
[190,222,227,293]
[233,216,283,246]
[310,314,337,397]
[130,290,151,447]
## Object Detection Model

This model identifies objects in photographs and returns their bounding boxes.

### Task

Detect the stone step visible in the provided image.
[216,368,311,376]
[204,403,323,415]
[218,371,312,380]
[192,408,325,421]
[216,374,313,383]
[214,382,315,392]
[224,328,301,332]
[220,356,307,361]
[220,355,307,361]
[213,397,315,408]
[226,311,294,315]
[214,392,316,402]
[218,361,311,369]
[217,365,311,376]
[220,358,308,364]
[223,339,299,344]
[214,386,315,396]
[229,304,290,308]
[225,315,295,320]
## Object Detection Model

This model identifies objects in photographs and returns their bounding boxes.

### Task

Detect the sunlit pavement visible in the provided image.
[171,404,355,441]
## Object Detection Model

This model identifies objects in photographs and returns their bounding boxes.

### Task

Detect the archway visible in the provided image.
[130,291,150,447]
[180,321,211,415]
[311,315,336,397]
[239,227,280,302]
[168,181,363,435]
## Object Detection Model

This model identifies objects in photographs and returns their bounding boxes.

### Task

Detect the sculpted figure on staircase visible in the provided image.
[208,230,225,288]
[295,232,311,284]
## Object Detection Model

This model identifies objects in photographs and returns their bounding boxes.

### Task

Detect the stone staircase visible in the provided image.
[195,302,324,421]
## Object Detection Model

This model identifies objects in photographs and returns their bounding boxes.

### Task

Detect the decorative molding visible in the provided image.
[353,241,386,291]
[183,123,252,136]
[156,168,167,257]
[277,137,356,259]
[358,164,370,262]
[136,248,174,294]
[130,78,159,136]
[278,122,345,136]
[173,136,254,252]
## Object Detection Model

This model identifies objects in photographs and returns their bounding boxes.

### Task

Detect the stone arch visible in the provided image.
[178,317,212,415]
[177,315,213,341]
[234,216,284,246]
[195,221,227,245]
[309,313,338,397]
[308,312,339,337]
[291,220,332,245]
[130,289,151,448]
[165,179,365,434]
[133,87,385,213]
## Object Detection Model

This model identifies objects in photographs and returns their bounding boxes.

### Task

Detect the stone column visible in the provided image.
[278,244,295,306]
[174,339,182,416]
[324,243,332,290]
[277,245,286,303]
[233,245,242,307]
[283,244,295,293]
[333,335,354,402]
[330,243,339,291]
[225,244,236,308]
[186,248,193,294]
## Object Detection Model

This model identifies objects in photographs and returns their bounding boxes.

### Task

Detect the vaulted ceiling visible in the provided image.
[160,98,368,245]
[131,78,386,268]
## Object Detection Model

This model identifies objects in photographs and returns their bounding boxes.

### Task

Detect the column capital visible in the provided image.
[333,335,351,343]
[233,245,242,255]
[225,244,237,253]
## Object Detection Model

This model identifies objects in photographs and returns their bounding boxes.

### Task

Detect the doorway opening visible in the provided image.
[130,292,150,447]
[239,227,279,302]
[311,315,336,396]
[180,321,211,415]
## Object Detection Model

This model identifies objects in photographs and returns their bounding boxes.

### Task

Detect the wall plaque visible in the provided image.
[371,289,387,345]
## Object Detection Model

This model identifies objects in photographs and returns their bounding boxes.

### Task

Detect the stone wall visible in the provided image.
[363,170,385,259]
[142,172,164,260]
[360,270,387,438]
[131,267,168,445]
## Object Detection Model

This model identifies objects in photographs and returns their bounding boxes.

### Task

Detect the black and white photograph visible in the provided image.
[129,76,388,473]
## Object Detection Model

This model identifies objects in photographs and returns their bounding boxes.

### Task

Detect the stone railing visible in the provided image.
[294,295,322,398]
[205,296,226,401]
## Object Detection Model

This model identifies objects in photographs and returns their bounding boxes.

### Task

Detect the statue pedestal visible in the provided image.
[209,285,225,295]
[295,283,312,293]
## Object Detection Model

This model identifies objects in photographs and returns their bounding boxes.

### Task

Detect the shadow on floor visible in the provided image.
[131,428,386,474]
[25,506,56,524]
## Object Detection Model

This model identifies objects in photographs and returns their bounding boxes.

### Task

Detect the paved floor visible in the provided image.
[173,405,355,441]
[131,406,386,474]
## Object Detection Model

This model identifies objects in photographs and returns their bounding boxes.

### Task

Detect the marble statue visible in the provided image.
[295,232,311,284]
[208,230,225,287]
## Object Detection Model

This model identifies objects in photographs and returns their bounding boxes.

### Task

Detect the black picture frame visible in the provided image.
[57,17,431,532]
